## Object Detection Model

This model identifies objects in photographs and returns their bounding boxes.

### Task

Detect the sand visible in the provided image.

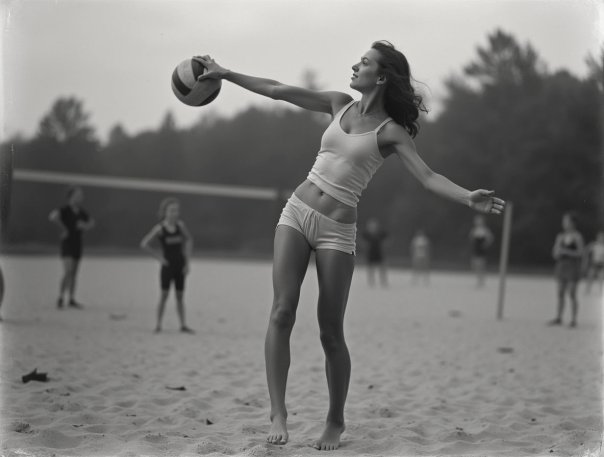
[0,255,602,457]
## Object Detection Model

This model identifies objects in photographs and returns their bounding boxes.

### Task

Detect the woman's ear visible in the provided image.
[377,75,387,85]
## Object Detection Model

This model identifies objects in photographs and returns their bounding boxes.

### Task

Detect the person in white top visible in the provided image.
[193,41,505,450]
[584,231,604,294]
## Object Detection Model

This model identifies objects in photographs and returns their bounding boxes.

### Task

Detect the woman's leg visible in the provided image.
[550,279,567,324]
[175,289,193,333]
[378,260,388,287]
[58,258,74,307]
[473,257,486,288]
[155,290,169,332]
[266,226,311,444]
[568,281,579,327]
[68,259,81,306]
[367,261,375,287]
[313,248,354,451]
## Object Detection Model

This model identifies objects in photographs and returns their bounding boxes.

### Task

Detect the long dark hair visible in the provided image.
[372,41,427,138]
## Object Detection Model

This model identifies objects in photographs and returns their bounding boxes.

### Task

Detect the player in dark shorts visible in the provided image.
[140,197,194,333]
[362,218,389,287]
[549,212,584,327]
[468,215,494,288]
[49,186,95,309]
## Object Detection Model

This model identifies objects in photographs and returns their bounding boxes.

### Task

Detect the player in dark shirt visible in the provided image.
[140,197,194,333]
[49,186,95,309]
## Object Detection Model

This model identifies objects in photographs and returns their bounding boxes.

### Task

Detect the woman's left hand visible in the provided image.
[469,190,505,215]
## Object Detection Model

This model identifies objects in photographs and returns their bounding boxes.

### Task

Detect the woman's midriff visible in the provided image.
[294,180,357,224]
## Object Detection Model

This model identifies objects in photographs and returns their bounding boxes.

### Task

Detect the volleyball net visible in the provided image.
[12,168,284,201]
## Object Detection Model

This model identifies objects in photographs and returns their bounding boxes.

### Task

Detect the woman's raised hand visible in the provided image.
[192,55,227,81]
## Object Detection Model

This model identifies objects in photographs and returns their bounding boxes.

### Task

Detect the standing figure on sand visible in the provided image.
[361,217,389,287]
[549,212,584,328]
[49,186,95,309]
[193,40,505,450]
[410,229,431,285]
[469,214,494,288]
[140,198,195,334]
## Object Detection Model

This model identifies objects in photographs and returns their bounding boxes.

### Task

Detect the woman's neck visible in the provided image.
[357,91,386,117]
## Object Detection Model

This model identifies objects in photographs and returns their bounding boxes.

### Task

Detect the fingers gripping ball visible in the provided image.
[171,58,221,106]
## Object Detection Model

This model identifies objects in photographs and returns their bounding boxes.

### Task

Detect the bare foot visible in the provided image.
[267,414,288,445]
[312,422,345,451]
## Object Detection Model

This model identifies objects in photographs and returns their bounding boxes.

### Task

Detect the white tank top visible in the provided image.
[307,100,392,207]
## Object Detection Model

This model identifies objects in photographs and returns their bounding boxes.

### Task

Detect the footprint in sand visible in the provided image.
[144,432,167,443]
[196,440,233,455]
[82,424,107,433]
[242,444,271,456]
[32,429,84,449]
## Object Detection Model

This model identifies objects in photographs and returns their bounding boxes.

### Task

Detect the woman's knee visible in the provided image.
[319,323,346,353]
[269,302,297,330]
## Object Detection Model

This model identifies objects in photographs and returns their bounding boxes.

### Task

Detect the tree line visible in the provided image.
[2,30,602,267]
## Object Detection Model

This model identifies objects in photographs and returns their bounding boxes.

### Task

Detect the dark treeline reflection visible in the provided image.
[3,30,602,267]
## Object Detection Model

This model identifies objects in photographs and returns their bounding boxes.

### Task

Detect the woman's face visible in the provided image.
[165,203,180,221]
[562,215,574,231]
[350,48,384,92]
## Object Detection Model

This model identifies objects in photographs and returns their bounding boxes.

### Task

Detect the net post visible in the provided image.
[497,201,513,320]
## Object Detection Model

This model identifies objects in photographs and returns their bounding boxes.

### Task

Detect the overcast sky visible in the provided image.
[1,0,602,141]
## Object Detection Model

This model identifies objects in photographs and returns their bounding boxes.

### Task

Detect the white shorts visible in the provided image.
[277,193,356,255]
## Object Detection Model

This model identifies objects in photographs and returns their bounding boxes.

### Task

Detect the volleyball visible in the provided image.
[171,58,222,107]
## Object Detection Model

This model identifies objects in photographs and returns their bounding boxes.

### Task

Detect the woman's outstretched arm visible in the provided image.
[193,55,351,115]
[380,122,505,215]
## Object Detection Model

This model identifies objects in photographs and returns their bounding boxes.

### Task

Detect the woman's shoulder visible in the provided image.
[378,121,414,147]
[331,95,355,115]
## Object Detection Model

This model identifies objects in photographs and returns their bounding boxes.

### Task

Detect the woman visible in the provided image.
[194,41,504,450]
[549,212,584,327]
[468,214,494,288]
[140,197,194,333]
[49,186,95,309]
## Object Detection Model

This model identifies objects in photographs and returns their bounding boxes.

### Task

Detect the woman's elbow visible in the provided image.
[269,83,286,101]
[420,171,436,190]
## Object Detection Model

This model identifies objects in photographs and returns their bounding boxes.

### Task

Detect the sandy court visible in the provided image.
[0,255,602,456]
